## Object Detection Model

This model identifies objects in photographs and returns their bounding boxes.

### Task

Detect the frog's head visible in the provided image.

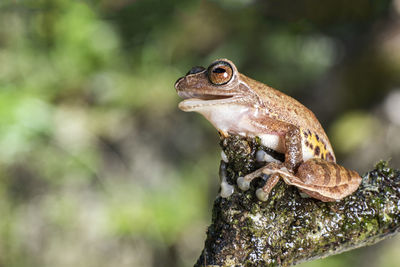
[175,59,260,112]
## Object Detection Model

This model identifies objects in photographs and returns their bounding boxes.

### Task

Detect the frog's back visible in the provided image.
[240,74,336,162]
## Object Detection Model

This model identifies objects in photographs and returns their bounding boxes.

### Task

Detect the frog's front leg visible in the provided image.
[237,124,302,192]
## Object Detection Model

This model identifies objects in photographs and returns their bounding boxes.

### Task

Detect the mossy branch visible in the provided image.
[195,135,400,267]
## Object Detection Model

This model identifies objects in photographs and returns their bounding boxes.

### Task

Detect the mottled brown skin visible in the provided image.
[175,59,362,202]
[240,74,330,143]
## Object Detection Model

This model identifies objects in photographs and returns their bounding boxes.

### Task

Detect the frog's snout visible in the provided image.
[175,76,184,88]
[186,66,205,75]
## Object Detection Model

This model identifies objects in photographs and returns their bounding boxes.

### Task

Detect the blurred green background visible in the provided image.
[1,0,400,266]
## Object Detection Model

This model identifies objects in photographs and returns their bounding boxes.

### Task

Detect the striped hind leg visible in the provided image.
[238,159,362,202]
[285,158,362,202]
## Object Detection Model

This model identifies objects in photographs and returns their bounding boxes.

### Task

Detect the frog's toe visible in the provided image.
[256,150,282,164]
[220,181,234,198]
[221,150,229,163]
[256,188,269,201]
[256,150,267,162]
[237,176,250,191]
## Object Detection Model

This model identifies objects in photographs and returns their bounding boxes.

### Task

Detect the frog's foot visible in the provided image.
[256,173,281,201]
[237,170,262,191]
[238,163,297,201]
[237,162,282,191]
[219,161,234,198]
[256,166,301,201]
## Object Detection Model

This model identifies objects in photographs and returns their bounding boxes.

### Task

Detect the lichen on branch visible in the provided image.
[195,135,400,267]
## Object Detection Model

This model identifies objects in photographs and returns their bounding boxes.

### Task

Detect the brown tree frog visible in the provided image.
[175,59,362,202]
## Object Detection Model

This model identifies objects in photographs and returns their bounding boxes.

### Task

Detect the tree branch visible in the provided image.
[195,135,400,266]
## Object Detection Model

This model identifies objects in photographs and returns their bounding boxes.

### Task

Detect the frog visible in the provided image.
[175,59,362,202]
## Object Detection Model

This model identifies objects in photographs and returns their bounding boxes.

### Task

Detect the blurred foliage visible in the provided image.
[330,111,378,154]
[0,0,400,266]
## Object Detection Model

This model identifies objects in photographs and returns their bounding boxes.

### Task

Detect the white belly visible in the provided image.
[196,104,256,135]
[258,134,285,153]
[194,104,285,153]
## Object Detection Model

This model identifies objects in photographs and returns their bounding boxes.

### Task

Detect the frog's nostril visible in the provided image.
[186,66,205,75]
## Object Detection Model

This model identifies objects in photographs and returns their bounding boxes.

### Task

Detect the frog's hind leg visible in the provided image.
[283,159,362,202]
[238,159,362,202]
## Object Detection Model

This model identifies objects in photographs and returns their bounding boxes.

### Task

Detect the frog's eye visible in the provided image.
[208,61,233,85]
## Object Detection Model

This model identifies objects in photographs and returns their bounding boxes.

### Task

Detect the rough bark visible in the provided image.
[195,135,400,267]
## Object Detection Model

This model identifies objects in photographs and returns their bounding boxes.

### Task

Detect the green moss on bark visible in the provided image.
[195,136,400,267]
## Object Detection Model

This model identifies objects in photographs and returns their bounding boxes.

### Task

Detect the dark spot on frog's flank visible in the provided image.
[308,130,311,136]
[305,141,310,147]
[321,153,325,160]
[315,134,320,141]
[315,146,320,156]
[327,152,334,162]
[324,143,327,150]
[310,144,314,150]
[303,130,308,138]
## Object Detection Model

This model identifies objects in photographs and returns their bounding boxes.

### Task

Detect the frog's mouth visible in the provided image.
[177,91,237,111]
[175,73,239,111]
[178,90,234,100]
